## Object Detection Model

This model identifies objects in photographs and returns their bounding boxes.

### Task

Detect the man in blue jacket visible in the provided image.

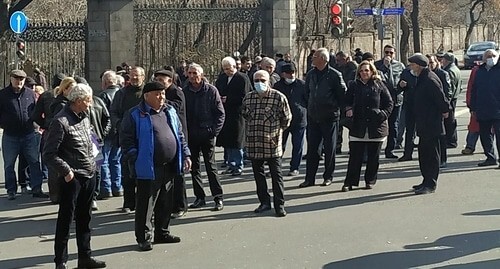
[1,69,48,200]
[120,81,192,251]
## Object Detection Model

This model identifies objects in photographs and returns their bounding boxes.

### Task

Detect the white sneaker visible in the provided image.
[287,170,299,176]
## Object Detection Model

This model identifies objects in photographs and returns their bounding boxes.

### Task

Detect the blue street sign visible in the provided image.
[10,11,28,34]
[382,8,405,15]
[353,9,373,16]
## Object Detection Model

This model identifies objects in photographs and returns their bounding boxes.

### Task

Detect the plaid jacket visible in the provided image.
[242,89,291,159]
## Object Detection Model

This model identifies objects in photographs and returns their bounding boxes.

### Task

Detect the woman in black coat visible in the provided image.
[342,61,393,191]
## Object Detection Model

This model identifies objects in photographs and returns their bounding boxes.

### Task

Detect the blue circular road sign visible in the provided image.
[10,11,29,34]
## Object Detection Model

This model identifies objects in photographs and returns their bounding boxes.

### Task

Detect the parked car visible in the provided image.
[463,41,499,69]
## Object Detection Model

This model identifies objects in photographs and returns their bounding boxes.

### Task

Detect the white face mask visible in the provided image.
[254,82,267,93]
[486,57,498,67]
[285,78,296,84]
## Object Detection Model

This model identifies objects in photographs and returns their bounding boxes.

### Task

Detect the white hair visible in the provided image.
[102,70,117,85]
[188,63,204,74]
[131,66,145,76]
[316,48,330,62]
[68,83,93,102]
[221,56,236,67]
[116,75,125,87]
[253,70,270,81]
[260,57,276,67]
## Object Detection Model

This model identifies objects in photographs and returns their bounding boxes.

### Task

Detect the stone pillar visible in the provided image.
[262,0,296,57]
[86,0,135,91]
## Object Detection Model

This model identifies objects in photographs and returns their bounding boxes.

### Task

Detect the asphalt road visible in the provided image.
[1,70,500,269]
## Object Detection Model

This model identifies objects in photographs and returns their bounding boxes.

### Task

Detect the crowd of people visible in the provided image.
[2,45,500,268]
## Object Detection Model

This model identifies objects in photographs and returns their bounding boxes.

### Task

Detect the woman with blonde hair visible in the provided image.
[342,60,394,191]
[50,77,76,116]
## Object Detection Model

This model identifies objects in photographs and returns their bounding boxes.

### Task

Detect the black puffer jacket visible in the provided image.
[43,105,95,179]
[32,90,55,129]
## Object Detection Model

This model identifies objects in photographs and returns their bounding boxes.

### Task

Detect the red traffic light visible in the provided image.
[330,4,342,15]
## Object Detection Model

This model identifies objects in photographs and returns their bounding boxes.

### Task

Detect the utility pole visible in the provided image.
[396,0,401,60]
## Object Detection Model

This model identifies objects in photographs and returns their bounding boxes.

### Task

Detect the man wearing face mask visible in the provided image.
[407,54,450,195]
[111,66,146,213]
[273,64,307,176]
[375,45,405,159]
[242,70,291,217]
[470,49,500,168]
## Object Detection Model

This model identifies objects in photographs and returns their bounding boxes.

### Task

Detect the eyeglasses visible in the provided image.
[359,69,371,73]
[254,79,267,83]
[384,51,395,55]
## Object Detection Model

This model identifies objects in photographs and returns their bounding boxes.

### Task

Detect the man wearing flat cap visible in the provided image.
[407,53,450,195]
[0,70,48,200]
[120,81,192,251]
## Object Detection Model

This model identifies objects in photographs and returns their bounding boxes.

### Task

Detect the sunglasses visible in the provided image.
[254,79,267,83]
[384,51,395,55]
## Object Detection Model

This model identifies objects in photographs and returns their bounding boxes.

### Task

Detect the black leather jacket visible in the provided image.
[43,105,96,179]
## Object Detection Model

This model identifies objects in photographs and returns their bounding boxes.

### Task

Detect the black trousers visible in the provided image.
[121,158,136,210]
[439,135,447,163]
[189,138,223,201]
[403,103,416,157]
[54,174,95,265]
[344,141,382,187]
[135,165,175,243]
[305,120,338,184]
[417,136,440,188]
[251,158,285,210]
[173,174,187,212]
[444,98,458,147]
[385,105,402,156]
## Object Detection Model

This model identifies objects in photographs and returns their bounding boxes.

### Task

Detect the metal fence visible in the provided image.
[134,1,262,82]
[2,21,86,89]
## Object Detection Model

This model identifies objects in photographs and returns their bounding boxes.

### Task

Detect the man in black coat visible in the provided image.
[274,63,307,176]
[154,69,190,218]
[407,54,450,195]
[215,57,251,176]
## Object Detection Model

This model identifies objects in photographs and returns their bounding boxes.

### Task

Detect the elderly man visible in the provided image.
[0,69,48,200]
[120,81,191,251]
[243,70,291,217]
[183,63,225,211]
[470,49,500,168]
[154,69,189,218]
[407,54,450,195]
[273,63,307,176]
[112,66,146,213]
[44,83,106,269]
[299,48,346,188]
[215,56,251,176]
[259,57,281,86]
[441,52,462,149]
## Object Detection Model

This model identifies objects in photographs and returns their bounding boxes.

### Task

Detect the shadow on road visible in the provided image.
[463,209,500,216]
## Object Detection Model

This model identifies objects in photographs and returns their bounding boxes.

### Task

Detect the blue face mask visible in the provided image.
[254,82,267,93]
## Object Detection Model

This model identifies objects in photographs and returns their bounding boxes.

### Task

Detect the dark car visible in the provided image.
[463,41,498,69]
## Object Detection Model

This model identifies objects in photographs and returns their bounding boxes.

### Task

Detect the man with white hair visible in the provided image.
[44,83,106,269]
[243,70,291,217]
[215,56,251,176]
[470,49,500,168]
[259,57,281,86]
[299,47,347,188]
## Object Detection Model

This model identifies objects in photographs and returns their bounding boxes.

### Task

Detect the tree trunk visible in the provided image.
[410,0,421,53]
[464,0,484,49]
[400,13,411,64]
[170,0,190,65]
[193,0,217,48]
[237,21,258,55]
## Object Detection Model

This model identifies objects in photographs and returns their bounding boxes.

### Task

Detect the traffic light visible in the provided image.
[16,39,26,60]
[343,4,354,36]
[330,1,343,38]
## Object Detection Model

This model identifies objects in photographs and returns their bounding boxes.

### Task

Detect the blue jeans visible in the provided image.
[227,148,244,171]
[282,126,306,171]
[465,131,480,150]
[385,105,401,156]
[2,132,43,194]
[100,138,122,194]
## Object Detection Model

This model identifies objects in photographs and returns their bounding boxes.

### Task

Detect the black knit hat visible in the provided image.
[361,52,375,61]
[408,53,429,67]
[143,81,165,94]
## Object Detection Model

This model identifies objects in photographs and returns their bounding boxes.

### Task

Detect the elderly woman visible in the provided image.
[342,60,393,191]
[43,84,106,269]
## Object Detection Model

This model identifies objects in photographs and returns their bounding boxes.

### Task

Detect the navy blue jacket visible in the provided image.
[274,78,308,129]
[470,64,500,121]
[0,85,36,136]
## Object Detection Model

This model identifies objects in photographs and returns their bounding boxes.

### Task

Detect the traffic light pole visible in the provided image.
[396,0,401,60]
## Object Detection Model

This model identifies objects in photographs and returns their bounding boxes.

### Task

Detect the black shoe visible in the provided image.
[365,183,373,190]
[276,208,287,217]
[91,200,99,211]
[231,169,243,176]
[55,263,67,269]
[446,144,458,149]
[440,162,447,168]
[298,181,314,188]
[97,192,112,200]
[398,155,412,162]
[213,200,224,211]
[414,187,435,195]
[341,185,353,192]
[77,257,106,268]
[478,160,497,167]
[154,234,181,244]
[321,179,332,186]
[385,153,398,159]
[254,204,271,213]
[412,184,423,190]
[32,191,49,198]
[112,190,124,197]
[189,198,206,209]
[395,144,402,149]
[336,147,342,154]
[138,241,153,251]
[171,210,187,219]
[7,192,16,200]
